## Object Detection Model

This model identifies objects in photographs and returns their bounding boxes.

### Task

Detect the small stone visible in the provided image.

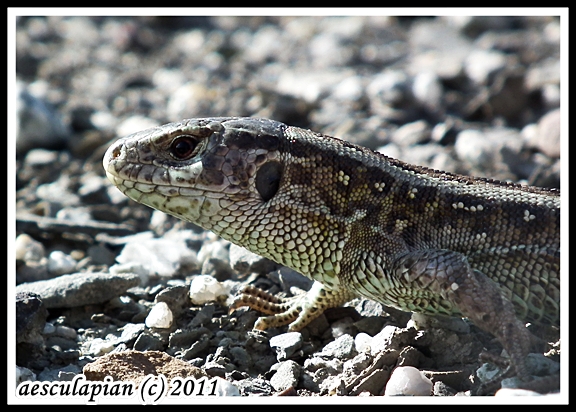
[214,378,241,396]
[369,325,413,356]
[384,366,433,396]
[350,369,390,396]
[188,304,216,328]
[115,235,199,278]
[16,291,48,346]
[233,378,275,396]
[269,332,303,361]
[36,364,81,382]
[329,317,357,339]
[189,275,230,305]
[133,331,167,352]
[318,334,357,360]
[454,129,494,170]
[270,360,301,392]
[366,70,409,106]
[145,302,173,329]
[117,323,146,345]
[88,338,115,356]
[198,239,234,280]
[43,322,56,335]
[476,362,502,383]
[15,234,45,262]
[47,251,77,276]
[354,332,372,353]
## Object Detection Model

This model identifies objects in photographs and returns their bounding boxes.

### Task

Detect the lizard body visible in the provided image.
[103,117,560,384]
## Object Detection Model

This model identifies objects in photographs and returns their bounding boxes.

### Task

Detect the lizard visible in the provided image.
[102,117,560,391]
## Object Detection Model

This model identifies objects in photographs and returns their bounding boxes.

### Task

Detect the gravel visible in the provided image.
[12,14,562,399]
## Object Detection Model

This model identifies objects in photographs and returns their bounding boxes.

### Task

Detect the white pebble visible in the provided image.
[88,338,115,356]
[189,275,228,305]
[47,250,77,275]
[214,377,241,396]
[354,332,372,353]
[15,234,45,262]
[116,236,197,278]
[384,366,432,396]
[145,302,174,329]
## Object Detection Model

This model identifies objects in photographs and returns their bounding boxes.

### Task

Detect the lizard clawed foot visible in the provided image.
[230,281,358,331]
[229,285,308,330]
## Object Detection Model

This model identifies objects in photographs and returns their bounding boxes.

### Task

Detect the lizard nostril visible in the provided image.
[111,145,122,159]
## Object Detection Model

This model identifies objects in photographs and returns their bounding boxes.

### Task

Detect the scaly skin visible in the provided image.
[103,117,560,387]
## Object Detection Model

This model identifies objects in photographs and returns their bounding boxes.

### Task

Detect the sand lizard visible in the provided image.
[103,117,560,389]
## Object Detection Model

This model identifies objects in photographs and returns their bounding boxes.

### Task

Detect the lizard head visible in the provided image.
[103,117,287,233]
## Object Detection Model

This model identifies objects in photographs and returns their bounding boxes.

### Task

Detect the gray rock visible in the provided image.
[16,291,47,345]
[349,368,390,396]
[15,272,140,308]
[270,360,301,391]
[234,378,274,396]
[132,330,167,352]
[269,332,303,361]
[318,334,357,360]
[47,251,77,276]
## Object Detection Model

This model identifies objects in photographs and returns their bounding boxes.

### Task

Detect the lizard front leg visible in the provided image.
[231,281,357,331]
[353,248,536,379]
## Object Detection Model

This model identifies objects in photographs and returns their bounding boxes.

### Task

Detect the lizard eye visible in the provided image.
[170,135,199,160]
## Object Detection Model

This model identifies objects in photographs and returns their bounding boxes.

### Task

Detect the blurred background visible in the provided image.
[14,14,561,185]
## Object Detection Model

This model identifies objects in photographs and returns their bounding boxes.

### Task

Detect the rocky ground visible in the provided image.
[13,15,562,400]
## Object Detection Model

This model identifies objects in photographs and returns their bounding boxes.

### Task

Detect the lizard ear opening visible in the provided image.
[256,161,283,202]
